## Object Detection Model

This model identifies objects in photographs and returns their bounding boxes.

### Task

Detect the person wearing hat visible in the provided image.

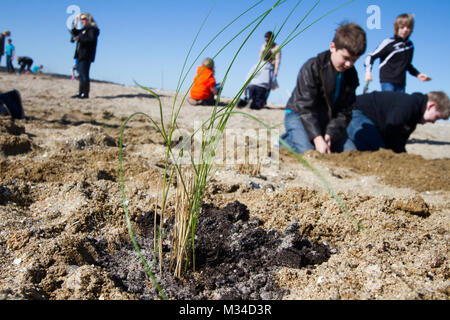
[0,30,11,66]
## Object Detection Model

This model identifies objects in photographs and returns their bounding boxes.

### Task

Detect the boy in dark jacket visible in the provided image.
[346,91,450,153]
[365,13,430,92]
[281,23,367,154]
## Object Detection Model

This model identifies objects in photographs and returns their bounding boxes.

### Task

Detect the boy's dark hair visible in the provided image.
[428,91,450,118]
[265,31,273,40]
[333,22,367,57]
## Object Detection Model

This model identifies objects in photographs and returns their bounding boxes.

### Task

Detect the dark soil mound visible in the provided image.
[96,201,332,300]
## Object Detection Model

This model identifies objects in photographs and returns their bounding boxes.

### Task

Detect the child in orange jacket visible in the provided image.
[189,58,218,106]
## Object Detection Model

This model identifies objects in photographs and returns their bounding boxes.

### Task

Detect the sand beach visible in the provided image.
[0,72,449,300]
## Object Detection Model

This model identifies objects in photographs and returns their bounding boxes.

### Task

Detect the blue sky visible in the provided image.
[1,0,449,105]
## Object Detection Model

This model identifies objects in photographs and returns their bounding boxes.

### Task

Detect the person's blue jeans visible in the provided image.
[280,111,355,154]
[77,60,92,84]
[247,85,267,110]
[6,55,14,73]
[381,82,405,93]
[346,109,385,151]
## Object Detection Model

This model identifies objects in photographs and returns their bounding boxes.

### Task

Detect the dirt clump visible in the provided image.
[316,149,450,192]
[0,118,32,157]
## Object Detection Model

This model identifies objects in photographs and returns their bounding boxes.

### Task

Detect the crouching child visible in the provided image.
[281,22,367,154]
[346,91,450,153]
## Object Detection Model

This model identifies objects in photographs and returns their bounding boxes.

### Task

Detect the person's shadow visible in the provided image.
[96,93,164,100]
[407,138,450,146]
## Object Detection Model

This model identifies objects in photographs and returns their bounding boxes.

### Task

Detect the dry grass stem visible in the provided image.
[172,170,194,278]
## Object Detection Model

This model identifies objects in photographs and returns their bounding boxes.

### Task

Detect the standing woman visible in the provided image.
[258,31,281,104]
[71,13,100,99]
[0,30,11,66]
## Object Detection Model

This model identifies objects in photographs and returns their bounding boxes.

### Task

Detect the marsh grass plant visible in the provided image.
[119,0,360,299]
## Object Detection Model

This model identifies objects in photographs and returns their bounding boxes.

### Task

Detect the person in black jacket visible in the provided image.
[0,30,11,66]
[346,91,450,153]
[281,23,367,154]
[71,13,100,99]
[17,56,34,74]
[365,13,430,92]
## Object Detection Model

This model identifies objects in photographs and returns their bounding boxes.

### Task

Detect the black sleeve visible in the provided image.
[0,36,4,54]
[407,63,420,77]
[383,125,412,153]
[365,38,393,71]
[71,28,81,37]
[289,59,323,141]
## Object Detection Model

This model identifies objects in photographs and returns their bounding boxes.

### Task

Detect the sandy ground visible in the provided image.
[0,72,449,300]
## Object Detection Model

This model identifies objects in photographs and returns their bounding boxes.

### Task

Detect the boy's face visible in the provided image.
[422,103,445,124]
[329,42,359,73]
[397,25,412,40]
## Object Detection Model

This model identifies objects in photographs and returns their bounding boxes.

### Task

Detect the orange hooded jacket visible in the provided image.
[190,66,216,100]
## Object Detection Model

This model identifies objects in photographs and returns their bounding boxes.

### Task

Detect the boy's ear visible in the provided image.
[426,101,437,111]
[329,42,337,52]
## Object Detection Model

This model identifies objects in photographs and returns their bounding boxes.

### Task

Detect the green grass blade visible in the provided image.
[119,113,168,300]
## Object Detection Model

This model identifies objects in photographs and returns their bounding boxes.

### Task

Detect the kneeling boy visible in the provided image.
[281,23,367,154]
[347,91,450,153]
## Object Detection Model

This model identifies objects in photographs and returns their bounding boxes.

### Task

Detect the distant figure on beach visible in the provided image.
[71,13,100,99]
[281,23,367,154]
[71,58,79,80]
[365,13,431,93]
[5,38,15,73]
[347,91,450,153]
[243,62,276,110]
[31,65,44,74]
[258,31,280,104]
[188,58,218,106]
[70,30,80,80]
[17,56,33,74]
[0,30,11,66]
